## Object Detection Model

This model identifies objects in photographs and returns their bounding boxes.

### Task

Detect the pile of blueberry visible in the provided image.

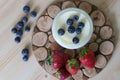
[58,15,84,44]
[22,48,29,61]
[11,5,37,61]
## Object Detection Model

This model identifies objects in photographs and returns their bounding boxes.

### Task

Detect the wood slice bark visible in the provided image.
[95,54,107,68]
[33,47,48,61]
[33,32,48,47]
[100,26,113,40]
[37,16,53,32]
[82,68,97,78]
[62,1,76,9]
[99,41,114,55]
[47,5,61,18]
[79,1,92,14]
[91,10,105,26]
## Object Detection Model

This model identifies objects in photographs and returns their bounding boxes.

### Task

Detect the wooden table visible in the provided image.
[0,0,120,80]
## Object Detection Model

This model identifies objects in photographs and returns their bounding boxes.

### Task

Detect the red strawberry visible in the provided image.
[47,50,70,69]
[78,48,95,69]
[66,59,79,75]
[54,67,71,80]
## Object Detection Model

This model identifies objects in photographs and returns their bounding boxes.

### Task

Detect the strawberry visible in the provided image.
[66,59,79,75]
[46,50,70,69]
[54,67,71,80]
[78,48,95,69]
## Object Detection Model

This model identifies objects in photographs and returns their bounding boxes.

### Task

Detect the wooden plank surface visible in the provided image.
[0,0,120,80]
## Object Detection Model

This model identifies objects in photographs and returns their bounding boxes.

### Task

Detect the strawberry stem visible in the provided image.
[67,58,79,68]
[46,49,53,65]
[78,48,88,58]
[55,71,61,78]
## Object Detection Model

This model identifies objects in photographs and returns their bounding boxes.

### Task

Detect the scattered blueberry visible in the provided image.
[14,37,21,43]
[58,28,65,36]
[23,5,30,13]
[25,26,30,32]
[66,18,73,25]
[73,15,79,21]
[78,22,84,29]
[73,37,79,44]
[22,55,28,62]
[30,11,37,17]
[16,30,23,37]
[22,48,29,56]
[22,17,28,23]
[68,26,75,34]
[17,21,24,29]
[11,27,17,34]
[75,28,82,34]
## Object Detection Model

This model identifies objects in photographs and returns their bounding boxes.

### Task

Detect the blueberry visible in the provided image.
[58,28,65,36]
[16,30,23,37]
[23,56,28,62]
[25,26,30,32]
[73,15,79,21]
[22,48,29,56]
[17,21,24,29]
[14,37,21,43]
[68,26,75,34]
[78,22,84,29]
[66,19,73,25]
[22,17,28,23]
[23,5,30,13]
[75,28,82,34]
[11,28,17,34]
[30,11,37,17]
[73,37,79,44]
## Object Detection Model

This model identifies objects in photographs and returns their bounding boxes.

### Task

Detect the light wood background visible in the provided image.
[0,0,120,80]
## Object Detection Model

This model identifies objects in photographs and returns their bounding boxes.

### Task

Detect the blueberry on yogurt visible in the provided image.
[78,22,84,29]
[66,18,73,25]
[68,26,75,34]
[75,28,82,34]
[73,37,79,44]
[58,28,65,36]
[73,15,79,21]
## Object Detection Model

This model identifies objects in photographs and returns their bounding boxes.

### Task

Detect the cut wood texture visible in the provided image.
[91,10,105,26]
[33,47,48,61]
[62,1,76,9]
[79,1,92,14]
[37,16,53,32]
[33,32,48,46]
[47,5,61,18]
[95,54,107,68]
[82,68,97,78]
[99,41,114,55]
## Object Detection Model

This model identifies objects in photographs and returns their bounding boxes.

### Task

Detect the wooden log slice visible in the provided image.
[89,33,97,43]
[33,32,48,47]
[33,47,48,61]
[62,1,76,9]
[95,54,107,68]
[79,1,92,14]
[49,34,55,43]
[37,16,53,32]
[91,10,105,26]
[100,26,113,40]
[47,5,61,18]
[99,41,114,55]
[89,42,98,52]
[72,70,83,80]
[44,63,57,74]
[82,68,97,78]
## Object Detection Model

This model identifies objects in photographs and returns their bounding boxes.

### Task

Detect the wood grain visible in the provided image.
[0,0,120,80]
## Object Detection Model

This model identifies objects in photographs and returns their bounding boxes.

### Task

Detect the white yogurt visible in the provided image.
[52,8,93,49]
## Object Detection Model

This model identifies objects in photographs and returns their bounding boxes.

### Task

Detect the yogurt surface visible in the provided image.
[52,8,93,49]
